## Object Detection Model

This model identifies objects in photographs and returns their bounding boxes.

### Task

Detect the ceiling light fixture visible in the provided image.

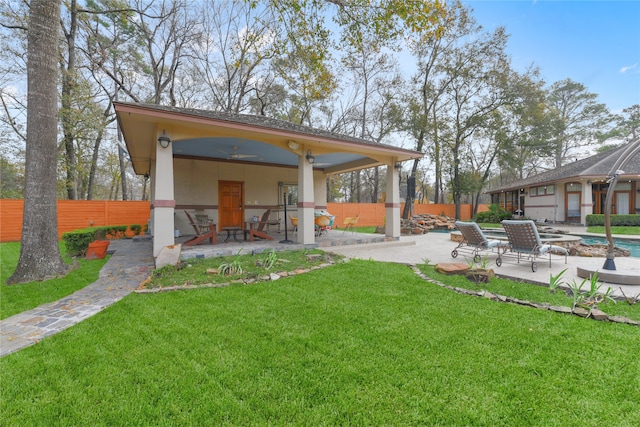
[306,150,315,164]
[158,130,171,149]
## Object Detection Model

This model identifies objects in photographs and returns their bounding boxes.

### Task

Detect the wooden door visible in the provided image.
[218,181,244,228]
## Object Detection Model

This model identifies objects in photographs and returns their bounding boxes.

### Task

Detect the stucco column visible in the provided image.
[152,131,175,257]
[385,162,400,238]
[582,182,593,225]
[297,148,315,244]
[314,171,328,209]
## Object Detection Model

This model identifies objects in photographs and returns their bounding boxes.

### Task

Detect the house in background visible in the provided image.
[487,142,640,225]
[114,102,423,257]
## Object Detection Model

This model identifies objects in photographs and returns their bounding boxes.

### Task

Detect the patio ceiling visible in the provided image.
[114,102,423,176]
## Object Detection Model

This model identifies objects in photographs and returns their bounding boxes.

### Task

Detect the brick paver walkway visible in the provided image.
[1,238,154,357]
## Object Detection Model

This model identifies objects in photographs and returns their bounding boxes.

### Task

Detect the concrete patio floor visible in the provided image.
[178,228,397,259]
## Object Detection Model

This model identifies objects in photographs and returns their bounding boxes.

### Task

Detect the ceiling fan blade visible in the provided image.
[228,146,257,159]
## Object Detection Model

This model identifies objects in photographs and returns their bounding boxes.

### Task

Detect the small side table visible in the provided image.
[222,226,242,243]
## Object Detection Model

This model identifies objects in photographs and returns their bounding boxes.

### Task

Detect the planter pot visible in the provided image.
[86,240,110,260]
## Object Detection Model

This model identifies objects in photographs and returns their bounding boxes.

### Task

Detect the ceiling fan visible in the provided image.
[218,146,257,159]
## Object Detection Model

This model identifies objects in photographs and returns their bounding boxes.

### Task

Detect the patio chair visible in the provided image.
[451,221,507,265]
[342,215,359,234]
[289,215,298,233]
[246,209,277,241]
[500,219,568,272]
[183,210,217,246]
[315,215,331,237]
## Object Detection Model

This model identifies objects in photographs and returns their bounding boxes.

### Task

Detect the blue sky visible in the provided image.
[464,0,640,113]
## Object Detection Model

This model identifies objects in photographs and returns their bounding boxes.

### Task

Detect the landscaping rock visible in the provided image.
[572,307,591,317]
[465,268,495,283]
[435,262,469,275]
[401,213,456,235]
[590,308,609,321]
[550,305,573,314]
[572,243,630,258]
[155,244,182,269]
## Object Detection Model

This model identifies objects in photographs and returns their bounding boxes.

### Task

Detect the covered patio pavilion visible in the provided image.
[114,102,423,261]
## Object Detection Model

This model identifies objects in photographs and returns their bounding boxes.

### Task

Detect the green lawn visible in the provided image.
[1,242,108,320]
[2,259,639,426]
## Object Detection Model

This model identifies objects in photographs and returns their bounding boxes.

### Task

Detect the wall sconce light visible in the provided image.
[158,130,171,149]
[306,150,315,164]
[394,162,403,170]
[287,140,299,150]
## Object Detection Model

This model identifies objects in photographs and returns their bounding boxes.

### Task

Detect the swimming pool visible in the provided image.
[578,236,640,258]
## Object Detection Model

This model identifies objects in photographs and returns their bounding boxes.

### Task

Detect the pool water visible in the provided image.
[579,236,640,258]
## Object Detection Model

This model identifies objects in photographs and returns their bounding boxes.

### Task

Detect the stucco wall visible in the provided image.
[173,158,321,235]
[524,192,560,223]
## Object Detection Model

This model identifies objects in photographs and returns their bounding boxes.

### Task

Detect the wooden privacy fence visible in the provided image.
[326,203,488,227]
[1,200,151,242]
[1,200,486,242]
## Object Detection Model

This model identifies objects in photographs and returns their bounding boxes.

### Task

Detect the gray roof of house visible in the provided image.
[133,103,418,154]
[488,142,640,193]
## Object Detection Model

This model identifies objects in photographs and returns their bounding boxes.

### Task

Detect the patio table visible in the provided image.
[222,226,243,243]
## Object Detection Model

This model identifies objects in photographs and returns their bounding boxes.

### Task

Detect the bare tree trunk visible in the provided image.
[142,175,149,200]
[86,128,103,200]
[432,107,442,204]
[117,127,128,200]
[8,0,69,284]
[371,166,379,202]
[61,0,78,200]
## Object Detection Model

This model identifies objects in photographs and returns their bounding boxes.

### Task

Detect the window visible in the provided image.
[278,182,298,207]
[615,182,631,191]
[530,185,555,197]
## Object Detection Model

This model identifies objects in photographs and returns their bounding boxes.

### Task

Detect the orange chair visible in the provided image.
[342,215,359,234]
[289,216,298,233]
[314,215,331,237]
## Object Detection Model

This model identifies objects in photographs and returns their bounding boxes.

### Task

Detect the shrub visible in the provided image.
[62,229,97,257]
[475,204,512,223]
[586,214,640,226]
[62,225,128,256]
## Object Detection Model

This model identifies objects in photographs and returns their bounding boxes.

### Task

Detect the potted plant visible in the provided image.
[86,228,110,260]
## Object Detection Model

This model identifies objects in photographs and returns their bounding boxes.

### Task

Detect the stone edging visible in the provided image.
[410,265,640,327]
[134,262,337,294]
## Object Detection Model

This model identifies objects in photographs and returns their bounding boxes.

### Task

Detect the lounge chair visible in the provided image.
[183,210,216,246]
[451,221,506,265]
[500,220,568,272]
